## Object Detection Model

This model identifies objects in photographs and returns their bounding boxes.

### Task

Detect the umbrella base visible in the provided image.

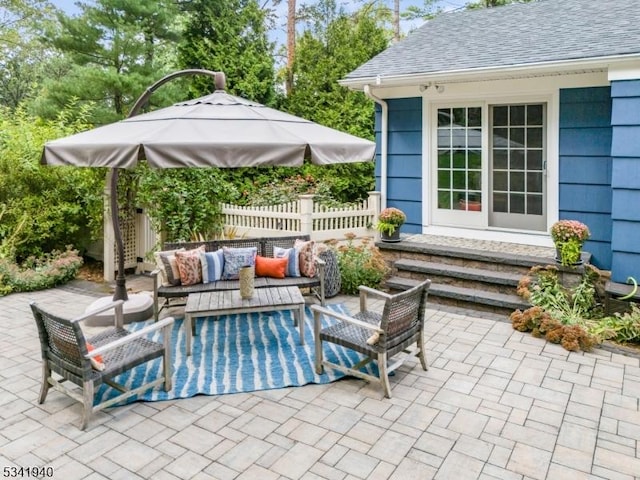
[83,294,154,326]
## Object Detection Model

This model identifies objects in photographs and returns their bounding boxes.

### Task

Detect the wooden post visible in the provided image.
[299,194,314,237]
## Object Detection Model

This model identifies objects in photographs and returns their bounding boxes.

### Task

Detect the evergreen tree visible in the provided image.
[31,0,181,124]
[177,0,276,105]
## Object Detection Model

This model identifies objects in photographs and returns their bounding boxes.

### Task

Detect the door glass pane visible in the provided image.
[527,105,543,125]
[510,193,525,213]
[493,192,508,212]
[436,106,482,212]
[510,106,525,125]
[438,190,451,209]
[491,103,546,219]
[528,194,543,215]
[493,106,508,126]
[438,150,451,168]
[438,170,451,189]
[527,172,543,193]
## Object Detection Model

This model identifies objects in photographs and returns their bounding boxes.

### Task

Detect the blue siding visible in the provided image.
[611,79,640,282]
[558,87,612,269]
[375,98,422,232]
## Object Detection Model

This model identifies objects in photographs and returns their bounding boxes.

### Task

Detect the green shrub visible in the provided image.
[0,105,104,262]
[0,247,83,295]
[335,235,389,295]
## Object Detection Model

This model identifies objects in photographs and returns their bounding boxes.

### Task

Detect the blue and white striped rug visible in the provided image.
[95,304,377,405]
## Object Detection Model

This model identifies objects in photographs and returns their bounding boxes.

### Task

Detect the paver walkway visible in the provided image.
[1,279,639,480]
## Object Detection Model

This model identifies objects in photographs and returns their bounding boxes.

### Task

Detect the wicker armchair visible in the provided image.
[311,279,431,398]
[30,300,174,430]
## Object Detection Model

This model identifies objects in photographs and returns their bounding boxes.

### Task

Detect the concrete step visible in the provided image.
[393,259,523,294]
[386,275,529,315]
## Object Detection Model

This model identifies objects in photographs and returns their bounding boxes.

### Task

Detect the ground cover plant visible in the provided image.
[513,264,640,351]
[331,234,389,295]
[0,247,83,296]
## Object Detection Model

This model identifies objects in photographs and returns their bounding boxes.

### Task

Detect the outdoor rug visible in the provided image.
[94,304,377,405]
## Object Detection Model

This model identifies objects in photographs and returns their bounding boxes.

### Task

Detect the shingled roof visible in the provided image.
[344,0,640,83]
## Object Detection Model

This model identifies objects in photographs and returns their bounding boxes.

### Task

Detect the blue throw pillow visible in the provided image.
[222,247,258,280]
[274,246,300,277]
[200,249,224,283]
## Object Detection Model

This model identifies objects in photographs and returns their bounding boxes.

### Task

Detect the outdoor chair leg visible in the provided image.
[378,352,392,398]
[418,335,428,371]
[81,381,94,431]
[163,333,172,392]
[38,364,51,404]
[313,310,324,375]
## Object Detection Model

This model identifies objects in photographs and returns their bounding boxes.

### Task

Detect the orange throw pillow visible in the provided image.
[255,255,287,279]
[86,342,105,371]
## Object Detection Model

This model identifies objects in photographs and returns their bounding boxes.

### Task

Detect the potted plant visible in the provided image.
[376,207,406,242]
[550,220,590,267]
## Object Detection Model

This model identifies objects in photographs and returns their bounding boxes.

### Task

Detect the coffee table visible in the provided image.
[184,286,306,356]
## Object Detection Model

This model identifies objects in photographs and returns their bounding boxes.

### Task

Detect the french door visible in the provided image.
[489,104,546,231]
[431,102,547,232]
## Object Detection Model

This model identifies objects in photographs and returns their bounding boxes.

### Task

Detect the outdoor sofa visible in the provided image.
[152,235,339,321]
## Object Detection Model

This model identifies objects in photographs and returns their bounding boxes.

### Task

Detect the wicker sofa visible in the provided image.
[152,235,338,321]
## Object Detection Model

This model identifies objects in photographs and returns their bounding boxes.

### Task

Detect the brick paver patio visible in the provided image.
[1,279,639,479]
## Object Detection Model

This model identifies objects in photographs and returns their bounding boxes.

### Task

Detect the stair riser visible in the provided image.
[394,270,520,296]
[426,295,518,317]
[381,250,538,276]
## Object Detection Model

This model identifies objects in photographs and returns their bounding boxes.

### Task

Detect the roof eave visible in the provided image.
[340,53,640,90]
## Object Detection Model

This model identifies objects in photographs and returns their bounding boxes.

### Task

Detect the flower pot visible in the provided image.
[381,230,401,243]
[459,199,481,211]
[555,247,583,267]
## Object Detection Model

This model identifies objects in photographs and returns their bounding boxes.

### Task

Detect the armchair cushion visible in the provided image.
[200,249,225,283]
[274,246,300,277]
[295,239,316,277]
[222,246,258,280]
[175,245,206,286]
[154,248,185,286]
[255,255,287,279]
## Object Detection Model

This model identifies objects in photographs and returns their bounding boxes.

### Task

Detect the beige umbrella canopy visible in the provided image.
[42,85,375,169]
[41,69,375,301]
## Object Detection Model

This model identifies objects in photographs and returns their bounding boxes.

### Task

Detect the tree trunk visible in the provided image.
[393,0,400,42]
[286,0,296,96]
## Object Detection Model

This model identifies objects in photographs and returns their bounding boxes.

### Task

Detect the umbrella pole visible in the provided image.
[109,69,224,302]
[111,167,128,302]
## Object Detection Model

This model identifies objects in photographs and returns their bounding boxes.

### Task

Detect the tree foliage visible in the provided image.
[177,0,276,105]
[282,0,389,201]
[31,0,182,124]
[135,165,240,243]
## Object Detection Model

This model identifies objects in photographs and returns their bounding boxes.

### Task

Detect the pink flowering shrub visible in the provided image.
[378,207,406,225]
[0,247,83,295]
[550,220,590,244]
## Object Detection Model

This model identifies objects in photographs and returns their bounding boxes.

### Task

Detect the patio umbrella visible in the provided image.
[41,70,375,304]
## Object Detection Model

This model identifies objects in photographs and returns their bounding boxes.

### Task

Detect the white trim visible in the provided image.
[341,54,639,90]
[608,62,640,81]
[363,71,608,102]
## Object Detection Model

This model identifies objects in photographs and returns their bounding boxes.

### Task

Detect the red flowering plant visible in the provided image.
[376,207,406,236]
[550,220,590,266]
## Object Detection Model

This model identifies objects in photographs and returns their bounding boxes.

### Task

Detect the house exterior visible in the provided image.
[341,0,640,282]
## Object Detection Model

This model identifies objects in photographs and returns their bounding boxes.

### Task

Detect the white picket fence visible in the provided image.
[104,191,381,281]
[221,192,380,241]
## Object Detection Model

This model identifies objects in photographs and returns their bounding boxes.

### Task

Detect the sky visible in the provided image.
[51,0,470,39]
